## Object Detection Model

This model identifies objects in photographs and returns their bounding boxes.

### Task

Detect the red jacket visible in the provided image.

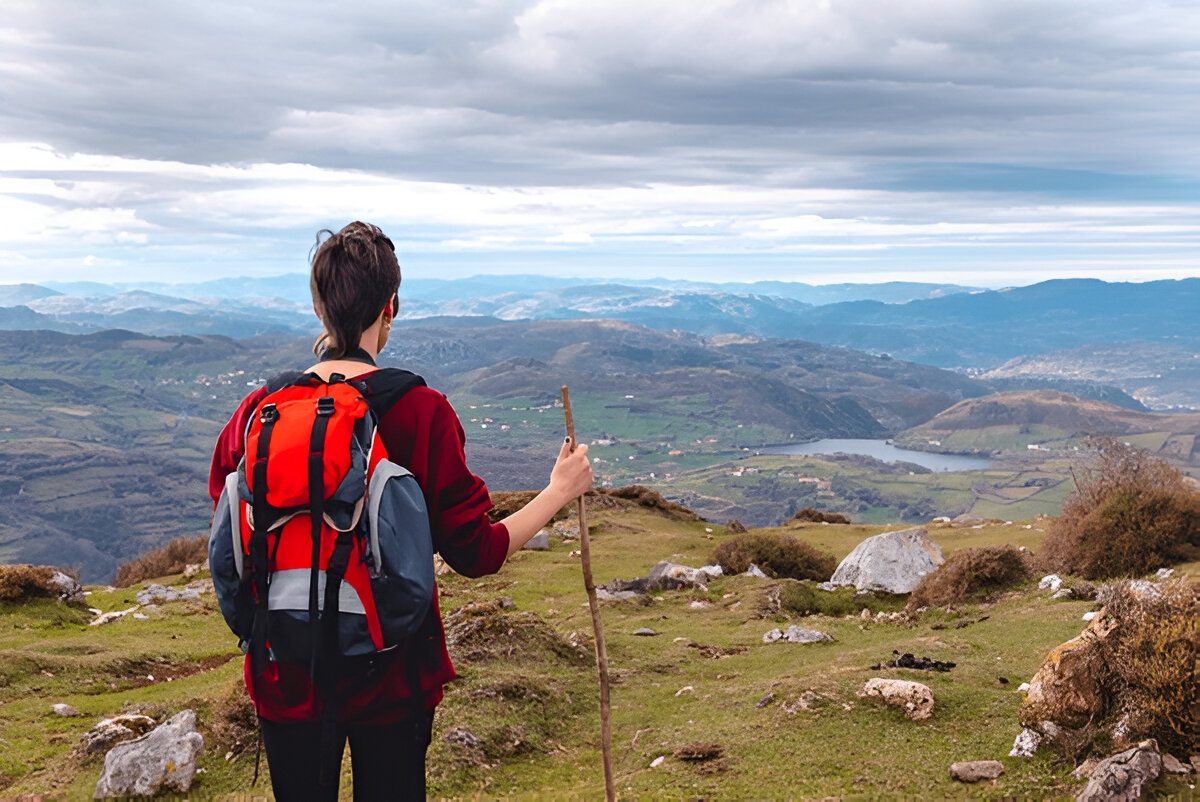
[209,371,510,723]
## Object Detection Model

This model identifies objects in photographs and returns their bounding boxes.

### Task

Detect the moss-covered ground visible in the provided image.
[0,509,1195,799]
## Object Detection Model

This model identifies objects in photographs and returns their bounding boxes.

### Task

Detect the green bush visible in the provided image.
[711,533,836,581]
[906,545,1032,611]
[777,581,856,617]
[1042,437,1200,579]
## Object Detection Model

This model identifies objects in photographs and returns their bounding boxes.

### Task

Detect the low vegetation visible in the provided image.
[710,532,837,581]
[113,534,209,588]
[1041,437,1200,579]
[1097,578,1197,757]
[906,544,1032,611]
[790,507,851,524]
[0,564,61,602]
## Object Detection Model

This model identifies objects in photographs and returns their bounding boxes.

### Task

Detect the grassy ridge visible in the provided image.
[2,509,1194,798]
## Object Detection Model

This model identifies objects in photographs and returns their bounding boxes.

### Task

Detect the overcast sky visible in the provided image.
[2,0,1199,286]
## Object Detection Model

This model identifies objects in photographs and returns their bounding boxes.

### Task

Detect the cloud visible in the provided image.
[0,1,1198,283]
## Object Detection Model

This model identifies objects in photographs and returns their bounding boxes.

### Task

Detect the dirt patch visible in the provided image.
[688,643,748,659]
[109,653,238,689]
[674,742,723,760]
[445,611,588,666]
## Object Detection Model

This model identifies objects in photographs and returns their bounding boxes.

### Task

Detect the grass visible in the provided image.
[1,506,1195,799]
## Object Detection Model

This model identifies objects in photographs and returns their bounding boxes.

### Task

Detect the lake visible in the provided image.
[766,438,994,472]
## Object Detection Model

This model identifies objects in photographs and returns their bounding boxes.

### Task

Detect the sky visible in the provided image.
[2,0,1199,287]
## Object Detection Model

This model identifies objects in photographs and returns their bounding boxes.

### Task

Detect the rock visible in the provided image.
[780,691,821,713]
[1154,568,1174,579]
[183,563,202,578]
[931,516,951,523]
[688,600,709,609]
[135,583,202,605]
[1071,758,1098,780]
[47,571,86,605]
[949,760,1004,782]
[1126,579,1161,600]
[1082,611,1099,622]
[1161,752,1190,774]
[781,626,832,644]
[1017,682,1031,693]
[1051,588,1074,600]
[595,587,641,601]
[816,581,838,591]
[762,628,783,643]
[1076,740,1161,802]
[828,527,943,594]
[79,714,157,755]
[1191,754,1200,773]
[50,702,81,717]
[743,563,768,579]
[755,692,775,709]
[698,564,723,578]
[1038,574,1064,591]
[1010,727,1043,758]
[650,755,665,768]
[522,531,551,550]
[89,607,141,626]
[857,678,935,720]
[633,627,658,636]
[94,710,204,798]
[443,727,479,748]
[648,561,711,590]
[1019,610,1116,730]
[675,685,694,696]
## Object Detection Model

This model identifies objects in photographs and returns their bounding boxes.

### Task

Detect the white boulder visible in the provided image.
[828,527,944,594]
[94,710,204,797]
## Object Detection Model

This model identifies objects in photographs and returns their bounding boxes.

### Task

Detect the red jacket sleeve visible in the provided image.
[208,387,268,504]
[376,387,510,578]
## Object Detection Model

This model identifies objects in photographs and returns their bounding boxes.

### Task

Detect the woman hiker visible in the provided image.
[208,221,593,800]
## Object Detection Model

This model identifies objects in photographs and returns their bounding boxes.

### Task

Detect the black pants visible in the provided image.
[259,709,434,802]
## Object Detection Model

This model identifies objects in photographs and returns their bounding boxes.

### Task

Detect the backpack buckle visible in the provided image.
[259,403,278,424]
[316,396,336,416]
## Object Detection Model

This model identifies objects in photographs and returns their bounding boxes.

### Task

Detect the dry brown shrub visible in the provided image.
[597,485,700,521]
[0,564,57,601]
[1098,578,1197,756]
[711,533,836,581]
[1042,437,1200,579]
[726,519,748,533]
[791,507,851,524]
[906,545,1032,611]
[113,534,209,588]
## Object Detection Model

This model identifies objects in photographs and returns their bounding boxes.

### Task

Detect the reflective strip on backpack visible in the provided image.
[266,568,367,615]
[225,471,244,580]
[366,460,415,579]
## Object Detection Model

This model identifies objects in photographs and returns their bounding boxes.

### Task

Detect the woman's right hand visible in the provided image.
[550,438,593,502]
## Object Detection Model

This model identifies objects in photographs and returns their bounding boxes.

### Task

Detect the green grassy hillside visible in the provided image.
[1,502,1194,799]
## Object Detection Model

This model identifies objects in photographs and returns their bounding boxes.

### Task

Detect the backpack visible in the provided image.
[209,369,434,678]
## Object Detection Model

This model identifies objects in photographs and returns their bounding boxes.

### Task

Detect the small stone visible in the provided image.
[1155,567,1174,579]
[755,692,775,709]
[675,685,694,697]
[688,600,709,610]
[1190,754,1200,773]
[743,563,768,578]
[1161,752,1190,774]
[133,613,149,620]
[52,703,81,717]
[1082,611,1098,621]
[697,564,723,578]
[857,678,935,720]
[1017,682,1030,692]
[443,727,479,749]
[1051,588,1073,600]
[633,628,658,636]
[522,531,551,550]
[1078,740,1162,801]
[1038,574,1063,592]
[949,760,1004,782]
[650,755,665,768]
[183,563,202,578]
[762,628,783,643]
[1009,727,1042,758]
[498,596,515,608]
[782,625,832,644]
[860,608,871,620]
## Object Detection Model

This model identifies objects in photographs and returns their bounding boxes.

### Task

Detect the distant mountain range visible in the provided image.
[4,277,1195,376]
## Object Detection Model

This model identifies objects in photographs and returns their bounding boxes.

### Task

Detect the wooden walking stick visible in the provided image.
[561,385,615,802]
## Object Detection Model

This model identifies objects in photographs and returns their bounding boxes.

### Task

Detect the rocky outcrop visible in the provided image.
[828,527,944,594]
[762,626,832,644]
[1076,740,1161,801]
[1019,610,1117,730]
[78,714,157,755]
[857,678,935,720]
[94,710,204,798]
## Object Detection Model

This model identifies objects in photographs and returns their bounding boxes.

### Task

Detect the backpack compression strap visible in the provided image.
[307,395,336,677]
[249,402,279,671]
